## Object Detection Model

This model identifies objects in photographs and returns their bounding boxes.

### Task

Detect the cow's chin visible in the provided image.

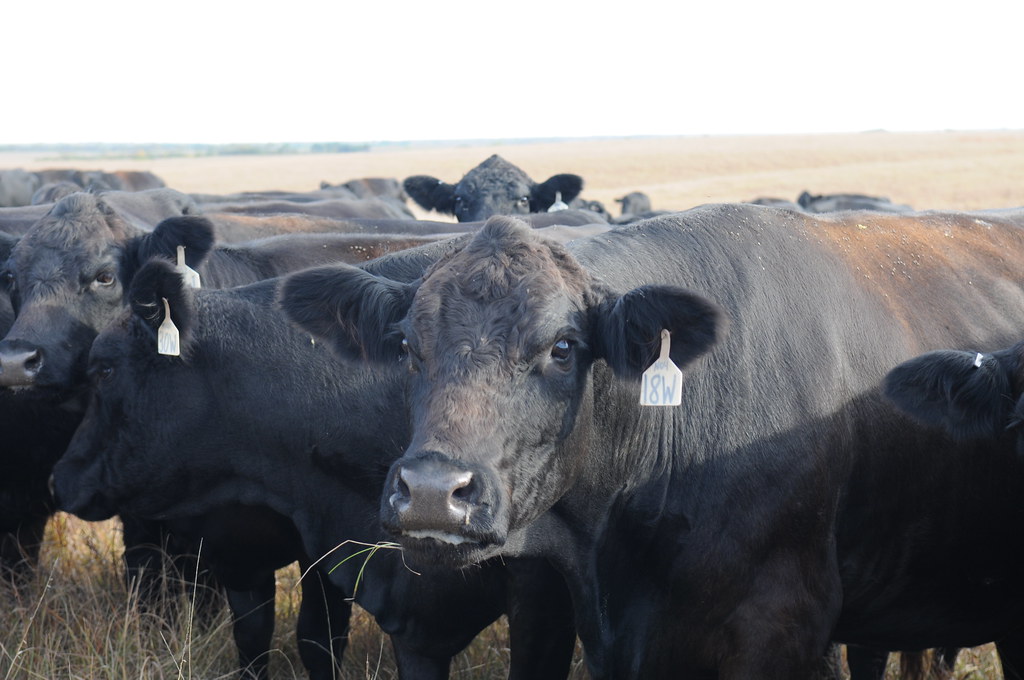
[395,531,505,569]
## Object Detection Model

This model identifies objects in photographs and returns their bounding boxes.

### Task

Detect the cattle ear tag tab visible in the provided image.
[640,329,683,406]
[176,246,201,289]
[547,191,569,213]
[157,297,180,357]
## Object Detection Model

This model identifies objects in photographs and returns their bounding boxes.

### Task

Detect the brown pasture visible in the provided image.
[4,130,1023,217]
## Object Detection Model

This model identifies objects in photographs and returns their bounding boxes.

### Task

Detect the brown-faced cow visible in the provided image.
[281,207,1024,678]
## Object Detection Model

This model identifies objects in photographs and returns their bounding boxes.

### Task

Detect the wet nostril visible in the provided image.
[451,474,476,503]
[23,349,42,375]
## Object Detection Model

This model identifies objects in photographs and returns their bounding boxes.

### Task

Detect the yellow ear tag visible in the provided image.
[176,245,201,289]
[640,329,683,406]
[157,297,181,356]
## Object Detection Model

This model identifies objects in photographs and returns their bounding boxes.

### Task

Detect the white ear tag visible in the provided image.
[176,246,201,289]
[547,190,569,212]
[157,297,181,356]
[640,329,683,406]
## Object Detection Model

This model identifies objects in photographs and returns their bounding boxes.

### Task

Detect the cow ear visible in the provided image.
[0,231,19,264]
[279,264,413,362]
[128,258,193,341]
[884,349,1018,441]
[532,173,584,210]
[403,175,456,214]
[128,215,215,274]
[592,285,724,379]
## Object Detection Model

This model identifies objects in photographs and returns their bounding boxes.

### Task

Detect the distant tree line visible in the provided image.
[0,142,371,159]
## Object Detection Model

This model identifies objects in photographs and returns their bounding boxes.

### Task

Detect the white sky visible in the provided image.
[4,0,1022,145]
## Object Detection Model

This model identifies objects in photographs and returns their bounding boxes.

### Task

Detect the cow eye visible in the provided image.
[0,271,15,291]
[91,363,114,382]
[94,271,116,286]
[517,196,530,209]
[551,339,574,362]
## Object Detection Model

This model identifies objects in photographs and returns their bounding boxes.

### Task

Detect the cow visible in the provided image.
[320,177,408,202]
[798,190,913,213]
[0,169,42,207]
[280,206,1024,679]
[403,154,584,222]
[52,254,577,680]
[614,191,652,217]
[198,196,415,220]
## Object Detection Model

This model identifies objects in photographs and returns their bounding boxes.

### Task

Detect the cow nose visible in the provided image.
[389,459,478,531]
[0,343,44,387]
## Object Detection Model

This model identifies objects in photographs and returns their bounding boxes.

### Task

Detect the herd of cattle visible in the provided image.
[1,153,1022,680]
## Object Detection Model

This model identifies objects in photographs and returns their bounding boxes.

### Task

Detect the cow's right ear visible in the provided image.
[126,215,216,276]
[279,264,414,362]
[884,348,1018,441]
[403,175,456,214]
[127,258,194,344]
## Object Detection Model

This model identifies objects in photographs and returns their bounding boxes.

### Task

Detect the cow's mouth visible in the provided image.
[394,530,504,568]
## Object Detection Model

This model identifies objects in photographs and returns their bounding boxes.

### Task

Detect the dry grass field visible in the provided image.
[1,131,1020,679]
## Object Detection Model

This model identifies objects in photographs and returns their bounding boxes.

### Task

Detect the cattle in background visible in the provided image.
[53,251,576,680]
[0,170,41,207]
[615,191,652,217]
[568,198,612,221]
[798,190,913,213]
[403,154,584,222]
[199,195,415,220]
[281,207,1024,678]
[320,176,408,203]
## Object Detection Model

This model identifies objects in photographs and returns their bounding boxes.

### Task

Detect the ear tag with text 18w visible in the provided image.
[640,329,683,406]
[157,297,181,356]
[176,246,201,289]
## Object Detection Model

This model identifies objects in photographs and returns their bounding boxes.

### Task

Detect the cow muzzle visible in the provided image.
[382,454,501,551]
[0,340,44,387]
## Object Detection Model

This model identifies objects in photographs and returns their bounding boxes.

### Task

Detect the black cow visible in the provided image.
[798,190,913,213]
[53,255,576,679]
[281,207,1024,678]
[614,191,652,217]
[403,154,584,222]
[320,177,408,202]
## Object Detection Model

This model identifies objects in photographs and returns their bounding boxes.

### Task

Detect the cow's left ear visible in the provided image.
[884,348,1019,441]
[279,264,414,363]
[0,231,19,264]
[128,258,194,344]
[532,174,584,210]
[126,215,215,276]
[592,285,724,379]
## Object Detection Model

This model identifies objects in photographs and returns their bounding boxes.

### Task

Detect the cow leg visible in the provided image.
[390,640,451,680]
[225,575,276,680]
[504,558,577,680]
[0,514,48,582]
[996,631,1024,680]
[120,514,174,610]
[717,559,841,679]
[845,645,889,679]
[296,562,351,680]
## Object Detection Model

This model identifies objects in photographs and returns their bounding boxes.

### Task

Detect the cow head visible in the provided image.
[281,216,722,567]
[884,343,1024,447]
[403,154,583,223]
[0,193,213,395]
[52,258,203,520]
